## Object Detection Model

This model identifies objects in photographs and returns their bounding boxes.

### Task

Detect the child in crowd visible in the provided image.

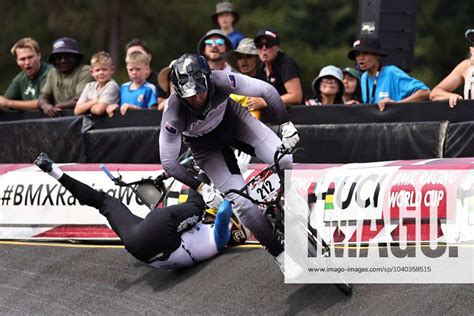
[342,67,362,104]
[106,51,157,117]
[306,65,344,105]
[74,52,119,115]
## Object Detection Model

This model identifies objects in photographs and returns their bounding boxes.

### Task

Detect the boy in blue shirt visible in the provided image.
[106,50,157,117]
[348,37,430,111]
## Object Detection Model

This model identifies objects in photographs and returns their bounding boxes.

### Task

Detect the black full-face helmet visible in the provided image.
[171,53,214,117]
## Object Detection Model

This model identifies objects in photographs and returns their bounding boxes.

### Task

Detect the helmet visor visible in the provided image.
[176,73,209,98]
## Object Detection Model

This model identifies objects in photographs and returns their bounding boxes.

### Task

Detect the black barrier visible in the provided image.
[261,100,474,124]
[0,116,85,163]
[444,121,474,158]
[84,126,161,163]
[88,110,162,130]
[294,121,446,163]
[1,100,474,163]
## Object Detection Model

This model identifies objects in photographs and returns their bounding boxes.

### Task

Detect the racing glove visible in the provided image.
[234,149,251,174]
[280,121,300,149]
[197,183,224,209]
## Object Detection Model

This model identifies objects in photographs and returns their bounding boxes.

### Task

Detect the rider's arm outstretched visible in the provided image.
[213,71,300,149]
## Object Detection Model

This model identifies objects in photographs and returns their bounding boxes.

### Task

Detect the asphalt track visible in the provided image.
[0,241,472,315]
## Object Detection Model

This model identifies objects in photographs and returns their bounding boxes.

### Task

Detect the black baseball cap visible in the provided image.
[254,28,280,45]
[48,37,84,63]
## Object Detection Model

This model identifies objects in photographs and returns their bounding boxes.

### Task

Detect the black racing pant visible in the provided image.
[58,174,206,262]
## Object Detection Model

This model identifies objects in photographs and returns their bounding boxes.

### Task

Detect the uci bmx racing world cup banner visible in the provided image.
[0,163,274,240]
[0,164,170,239]
[285,159,474,284]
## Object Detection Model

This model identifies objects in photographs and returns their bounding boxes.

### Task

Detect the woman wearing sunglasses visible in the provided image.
[305,65,344,106]
[253,28,303,108]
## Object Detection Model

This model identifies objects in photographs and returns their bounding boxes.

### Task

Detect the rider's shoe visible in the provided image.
[34,152,53,172]
[273,252,304,280]
[34,152,63,180]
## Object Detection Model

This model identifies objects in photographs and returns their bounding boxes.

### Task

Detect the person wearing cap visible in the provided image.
[305,65,344,106]
[197,29,234,72]
[38,37,93,117]
[254,28,303,108]
[212,1,244,49]
[224,38,262,119]
[232,38,260,77]
[125,38,167,105]
[0,38,52,111]
[348,37,429,111]
[342,67,362,104]
[430,30,474,108]
[156,59,176,111]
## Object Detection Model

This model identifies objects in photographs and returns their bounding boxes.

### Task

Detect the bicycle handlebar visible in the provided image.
[223,146,300,206]
[99,164,116,181]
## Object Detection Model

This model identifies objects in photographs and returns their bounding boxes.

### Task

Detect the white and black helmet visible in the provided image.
[172,54,212,98]
[171,54,214,117]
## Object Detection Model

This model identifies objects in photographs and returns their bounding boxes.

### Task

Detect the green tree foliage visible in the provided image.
[0,0,472,97]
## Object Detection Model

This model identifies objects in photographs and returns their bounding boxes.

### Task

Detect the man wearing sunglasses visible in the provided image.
[254,28,303,108]
[197,29,234,72]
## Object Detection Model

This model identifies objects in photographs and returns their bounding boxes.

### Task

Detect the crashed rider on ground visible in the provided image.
[159,54,299,272]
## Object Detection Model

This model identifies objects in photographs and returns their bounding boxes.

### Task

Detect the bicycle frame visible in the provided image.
[224,147,295,236]
[225,146,293,206]
[100,164,169,210]
[99,150,198,210]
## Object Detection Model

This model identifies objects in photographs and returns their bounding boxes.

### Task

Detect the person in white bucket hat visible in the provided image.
[306,65,344,106]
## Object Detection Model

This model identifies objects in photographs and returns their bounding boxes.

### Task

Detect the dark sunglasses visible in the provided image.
[236,54,255,60]
[255,41,276,49]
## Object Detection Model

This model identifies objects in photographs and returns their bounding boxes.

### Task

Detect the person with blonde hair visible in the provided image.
[0,37,52,111]
[106,51,157,117]
[254,28,303,107]
[74,51,119,115]
[125,38,167,105]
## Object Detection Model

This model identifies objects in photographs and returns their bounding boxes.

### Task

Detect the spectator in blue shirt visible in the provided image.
[348,37,430,111]
[106,51,157,117]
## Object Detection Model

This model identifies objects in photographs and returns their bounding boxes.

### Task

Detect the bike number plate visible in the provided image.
[247,170,281,203]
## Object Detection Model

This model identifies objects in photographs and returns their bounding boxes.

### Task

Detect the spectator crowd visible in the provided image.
[1,2,473,117]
